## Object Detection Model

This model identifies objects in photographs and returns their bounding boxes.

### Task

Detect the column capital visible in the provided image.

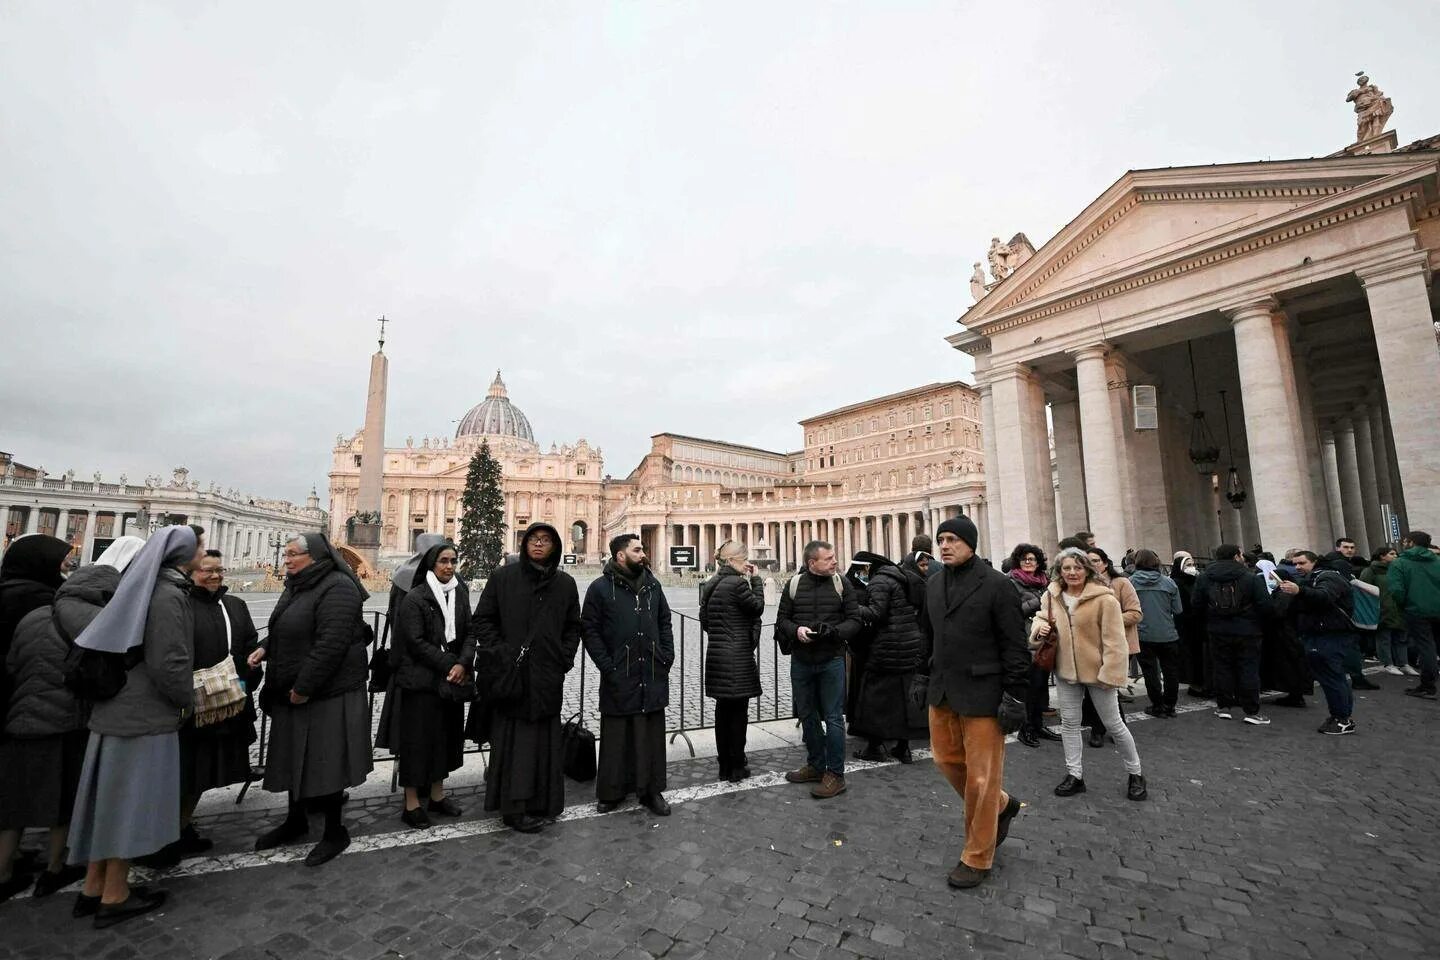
[1222,296,1282,324]
[1356,252,1431,290]
[1070,342,1113,364]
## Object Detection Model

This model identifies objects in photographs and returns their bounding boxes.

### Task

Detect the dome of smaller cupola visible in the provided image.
[455,370,536,443]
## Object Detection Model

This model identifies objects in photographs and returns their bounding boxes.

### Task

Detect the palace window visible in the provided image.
[942,401,953,415]
[905,411,914,425]
[576,463,586,476]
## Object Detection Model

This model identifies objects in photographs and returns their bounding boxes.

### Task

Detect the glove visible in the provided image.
[997,693,1026,735]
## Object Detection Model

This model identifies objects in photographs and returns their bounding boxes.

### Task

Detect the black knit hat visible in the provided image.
[936,516,978,551]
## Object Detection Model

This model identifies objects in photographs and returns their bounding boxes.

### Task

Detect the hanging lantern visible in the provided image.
[1218,389,1248,510]
[1184,343,1221,474]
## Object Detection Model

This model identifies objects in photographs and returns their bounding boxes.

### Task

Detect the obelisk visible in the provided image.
[350,318,388,567]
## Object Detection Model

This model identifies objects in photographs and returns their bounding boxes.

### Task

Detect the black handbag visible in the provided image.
[562,713,597,781]
[476,639,531,706]
[437,676,479,703]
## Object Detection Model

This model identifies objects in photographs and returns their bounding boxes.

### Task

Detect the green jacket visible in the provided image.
[1359,560,1405,630]
[1388,547,1440,619]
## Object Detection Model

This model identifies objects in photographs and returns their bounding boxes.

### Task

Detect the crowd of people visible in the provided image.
[2,511,1436,922]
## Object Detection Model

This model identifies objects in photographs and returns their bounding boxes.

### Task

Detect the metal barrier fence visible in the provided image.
[237,607,794,801]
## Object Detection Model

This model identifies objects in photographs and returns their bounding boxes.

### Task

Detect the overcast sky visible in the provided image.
[3,2,1438,503]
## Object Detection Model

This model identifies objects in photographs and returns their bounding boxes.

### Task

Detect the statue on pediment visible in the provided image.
[1347,71,1394,142]
[987,237,1013,281]
[970,263,987,301]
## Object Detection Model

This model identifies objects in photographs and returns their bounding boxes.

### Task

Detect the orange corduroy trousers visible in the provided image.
[928,705,1009,870]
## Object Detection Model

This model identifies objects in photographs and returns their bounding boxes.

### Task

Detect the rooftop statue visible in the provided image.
[1347,71,1393,142]
[970,262,988,301]
[987,237,1013,281]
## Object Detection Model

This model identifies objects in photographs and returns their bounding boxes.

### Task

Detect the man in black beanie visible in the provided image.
[920,515,1029,889]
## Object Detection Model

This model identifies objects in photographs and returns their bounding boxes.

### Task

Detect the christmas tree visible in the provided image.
[458,439,506,579]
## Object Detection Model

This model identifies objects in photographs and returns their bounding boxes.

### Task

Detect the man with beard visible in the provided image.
[582,534,674,816]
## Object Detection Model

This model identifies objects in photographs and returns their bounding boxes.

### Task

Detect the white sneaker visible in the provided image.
[1213,708,1233,720]
[1384,665,1405,676]
[1403,665,1421,677]
[1242,714,1271,725]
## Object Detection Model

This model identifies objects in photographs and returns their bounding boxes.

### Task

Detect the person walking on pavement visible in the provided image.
[850,550,927,764]
[471,523,582,833]
[777,540,863,800]
[1005,543,1060,748]
[1191,544,1273,726]
[1130,550,1183,718]
[1279,551,1359,732]
[583,534,675,817]
[920,516,1029,889]
[1031,547,1147,802]
[699,540,765,783]
[1389,531,1440,700]
[1360,544,1413,678]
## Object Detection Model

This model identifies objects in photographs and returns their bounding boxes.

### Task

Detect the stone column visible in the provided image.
[1227,301,1311,553]
[1320,431,1345,542]
[1051,398,1088,538]
[977,385,1004,561]
[988,365,1052,551]
[1366,401,1395,531]
[887,513,899,560]
[1291,350,1333,551]
[1073,345,1127,552]
[1351,408,1384,550]
[1333,418,1369,554]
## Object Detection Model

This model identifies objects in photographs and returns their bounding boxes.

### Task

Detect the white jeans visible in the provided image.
[1054,679,1142,778]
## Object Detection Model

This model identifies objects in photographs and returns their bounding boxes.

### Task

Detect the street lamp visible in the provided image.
[268,533,285,576]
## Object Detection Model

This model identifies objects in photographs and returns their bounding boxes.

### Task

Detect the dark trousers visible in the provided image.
[713,697,751,774]
[1025,664,1051,728]
[1210,633,1262,715]
[1304,633,1355,720]
[1404,615,1440,689]
[1138,642,1181,709]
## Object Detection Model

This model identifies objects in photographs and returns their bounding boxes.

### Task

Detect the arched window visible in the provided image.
[571,521,588,555]
[387,494,397,513]
[543,498,554,516]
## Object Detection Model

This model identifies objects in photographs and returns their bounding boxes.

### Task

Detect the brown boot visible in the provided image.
[947,861,989,889]
[810,772,847,799]
[785,764,823,783]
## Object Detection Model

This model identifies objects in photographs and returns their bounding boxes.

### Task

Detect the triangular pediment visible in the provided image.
[960,153,1438,329]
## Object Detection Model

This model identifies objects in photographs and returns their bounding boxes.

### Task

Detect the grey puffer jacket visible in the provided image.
[89,567,195,737]
[3,566,118,738]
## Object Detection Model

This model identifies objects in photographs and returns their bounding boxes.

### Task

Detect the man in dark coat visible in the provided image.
[1192,544,1273,724]
[1278,551,1358,734]
[582,533,675,816]
[471,522,582,833]
[777,540,863,800]
[919,516,1028,890]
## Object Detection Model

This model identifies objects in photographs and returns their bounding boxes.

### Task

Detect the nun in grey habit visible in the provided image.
[67,524,199,928]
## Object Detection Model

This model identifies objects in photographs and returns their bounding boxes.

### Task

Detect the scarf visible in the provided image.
[426,569,458,644]
[1008,567,1048,589]
[76,525,196,653]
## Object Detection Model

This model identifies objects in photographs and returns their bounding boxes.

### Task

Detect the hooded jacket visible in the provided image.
[1358,557,1406,630]
[582,559,674,716]
[699,565,764,700]
[857,560,925,675]
[1029,582,1130,688]
[1191,559,1271,638]
[1129,569,1183,643]
[1293,558,1355,635]
[470,522,582,721]
[1389,546,1440,619]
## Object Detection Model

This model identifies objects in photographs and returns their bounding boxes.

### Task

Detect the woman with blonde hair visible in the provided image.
[699,540,765,781]
[1030,548,1146,801]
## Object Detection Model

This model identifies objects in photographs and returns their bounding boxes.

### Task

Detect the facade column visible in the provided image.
[1333,418,1369,555]
[22,507,38,536]
[1073,345,1127,552]
[1291,350,1333,551]
[977,384,1004,562]
[987,365,1052,551]
[1051,398,1088,538]
[1361,258,1440,528]
[1227,300,1311,553]
[1351,408,1384,551]
[1366,400,1395,537]
[1320,431,1345,543]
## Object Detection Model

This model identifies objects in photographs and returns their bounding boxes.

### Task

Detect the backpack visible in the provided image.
[1207,579,1253,618]
[784,573,844,601]
[1347,584,1380,631]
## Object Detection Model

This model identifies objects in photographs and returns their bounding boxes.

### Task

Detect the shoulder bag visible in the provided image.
[1033,593,1059,672]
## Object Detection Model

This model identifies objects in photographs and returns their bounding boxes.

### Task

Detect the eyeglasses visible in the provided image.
[282,550,307,559]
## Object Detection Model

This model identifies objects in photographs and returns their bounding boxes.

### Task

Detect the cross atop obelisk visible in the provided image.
[377,315,388,351]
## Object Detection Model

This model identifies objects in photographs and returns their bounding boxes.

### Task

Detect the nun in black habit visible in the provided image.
[470,523,581,834]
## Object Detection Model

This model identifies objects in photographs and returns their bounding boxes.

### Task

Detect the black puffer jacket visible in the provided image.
[775,570,862,663]
[861,564,925,675]
[582,561,674,716]
[262,558,367,705]
[1294,560,1355,636]
[1192,560,1271,637]
[700,566,764,700]
[395,580,475,692]
[470,523,582,722]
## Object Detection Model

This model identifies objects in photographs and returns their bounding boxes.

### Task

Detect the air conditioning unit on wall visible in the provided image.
[1132,385,1158,430]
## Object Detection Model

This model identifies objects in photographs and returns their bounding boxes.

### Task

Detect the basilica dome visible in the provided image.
[455,371,535,443]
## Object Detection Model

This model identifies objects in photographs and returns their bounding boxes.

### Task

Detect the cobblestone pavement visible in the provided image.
[5,677,1436,960]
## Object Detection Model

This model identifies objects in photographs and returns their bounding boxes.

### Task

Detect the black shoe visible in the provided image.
[502,814,544,834]
[947,861,989,889]
[1127,774,1148,802]
[72,892,101,918]
[640,793,672,817]
[1272,694,1307,708]
[174,823,213,855]
[1036,725,1063,742]
[132,841,182,870]
[1054,775,1086,797]
[93,888,168,929]
[401,806,431,830]
[853,745,889,762]
[890,744,914,764]
[1143,705,1166,717]
[427,797,462,817]
[254,817,309,851]
[726,767,750,783]
[1187,686,1209,698]
[996,795,1022,847]
[1161,705,1178,718]
[1087,730,1105,749]
[1404,686,1438,700]
[32,864,86,898]
[1018,726,1040,748]
[0,873,33,902]
[596,800,620,813]
[303,829,350,867]
[1351,677,1381,690]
